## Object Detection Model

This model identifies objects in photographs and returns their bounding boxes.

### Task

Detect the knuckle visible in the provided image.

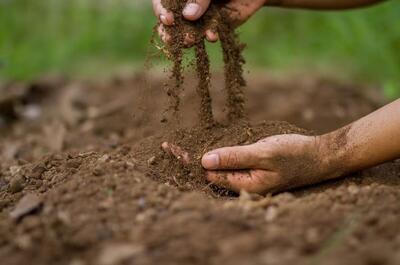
[225,152,240,168]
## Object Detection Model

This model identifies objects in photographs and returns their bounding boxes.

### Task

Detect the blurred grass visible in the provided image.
[0,0,399,97]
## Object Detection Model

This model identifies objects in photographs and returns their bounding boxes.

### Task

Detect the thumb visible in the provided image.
[183,0,211,21]
[201,144,261,170]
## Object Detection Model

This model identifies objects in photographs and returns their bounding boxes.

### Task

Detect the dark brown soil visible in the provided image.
[0,72,399,265]
[159,0,246,126]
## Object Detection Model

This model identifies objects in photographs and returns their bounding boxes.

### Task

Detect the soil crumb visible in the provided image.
[141,120,309,196]
[158,0,246,126]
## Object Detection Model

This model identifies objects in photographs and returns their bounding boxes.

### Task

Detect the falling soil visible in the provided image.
[159,0,246,126]
[0,72,399,265]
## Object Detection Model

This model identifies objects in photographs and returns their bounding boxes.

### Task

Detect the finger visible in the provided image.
[183,0,211,21]
[152,0,174,26]
[206,170,252,193]
[224,0,265,26]
[161,142,190,165]
[202,144,262,170]
[206,170,275,194]
[157,24,171,43]
[205,29,218,43]
[183,33,195,47]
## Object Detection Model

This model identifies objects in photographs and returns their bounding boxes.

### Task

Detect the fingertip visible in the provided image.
[205,30,219,43]
[205,171,215,182]
[183,33,195,47]
[161,142,169,150]
[182,3,203,21]
[206,171,242,193]
[157,24,172,44]
[202,153,220,170]
[164,33,172,43]
[160,12,174,26]
[205,171,226,185]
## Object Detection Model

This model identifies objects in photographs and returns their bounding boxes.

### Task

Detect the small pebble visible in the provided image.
[348,184,360,195]
[10,193,43,220]
[9,177,24,193]
[147,156,156,166]
[9,166,22,176]
[92,166,105,177]
[137,197,146,209]
[265,206,278,222]
[99,154,110,163]
[66,160,81,169]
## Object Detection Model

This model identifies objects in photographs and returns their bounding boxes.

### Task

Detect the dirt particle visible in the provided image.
[92,166,105,177]
[9,176,24,194]
[97,243,144,265]
[30,163,46,179]
[265,206,278,222]
[66,160,81,169]
[147,156,156,166]
[348,184,360,195]
[10,193,43,221]
[14,235,33,250]
[98,154,110,163]
[9,165,22,176]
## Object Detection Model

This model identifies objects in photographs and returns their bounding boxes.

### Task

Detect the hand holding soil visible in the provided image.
[163,134,338,194]
[153,0,266,45]
[152,0,398,196]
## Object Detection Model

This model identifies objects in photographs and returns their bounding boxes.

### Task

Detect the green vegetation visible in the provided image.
[1,0,399,97]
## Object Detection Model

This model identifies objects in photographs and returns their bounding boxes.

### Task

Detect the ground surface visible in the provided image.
[0,72,399,265]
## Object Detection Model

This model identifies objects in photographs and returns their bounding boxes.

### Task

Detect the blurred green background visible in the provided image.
[0,0,399,97]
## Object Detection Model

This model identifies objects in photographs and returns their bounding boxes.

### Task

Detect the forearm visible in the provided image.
[265,0,386,10]
[323,99,400,176]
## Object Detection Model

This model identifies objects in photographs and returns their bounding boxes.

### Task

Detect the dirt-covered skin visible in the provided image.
[0,72,399,265]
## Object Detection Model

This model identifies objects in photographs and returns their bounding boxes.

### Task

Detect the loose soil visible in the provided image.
[0,72,399,265]
[159,0,246,126]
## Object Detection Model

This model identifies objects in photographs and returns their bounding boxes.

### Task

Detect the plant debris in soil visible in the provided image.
[158,0,246,126]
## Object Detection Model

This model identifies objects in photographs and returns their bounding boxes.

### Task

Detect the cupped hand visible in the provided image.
[201,134,340,194]
[162,134,341,194]
[152,0,266,46]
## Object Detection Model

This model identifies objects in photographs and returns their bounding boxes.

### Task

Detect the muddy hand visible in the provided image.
[152,0,265,46]
[161,142,191,165]
[201,134,340,194]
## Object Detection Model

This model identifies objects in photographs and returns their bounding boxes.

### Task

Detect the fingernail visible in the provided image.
[206,30,218,42]
[161,142,169,150]
[183,3,201,18]
[160,14,168,25]
[202,154,219,169]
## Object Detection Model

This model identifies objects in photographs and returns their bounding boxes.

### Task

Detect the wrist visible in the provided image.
[317,129,352,180]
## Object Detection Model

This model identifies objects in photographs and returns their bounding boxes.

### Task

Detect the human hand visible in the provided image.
[200,134,342,194]
[152,0,266,46]
[162,133,342,194]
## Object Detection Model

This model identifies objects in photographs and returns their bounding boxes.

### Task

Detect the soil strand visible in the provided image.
[158,0,247,126]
